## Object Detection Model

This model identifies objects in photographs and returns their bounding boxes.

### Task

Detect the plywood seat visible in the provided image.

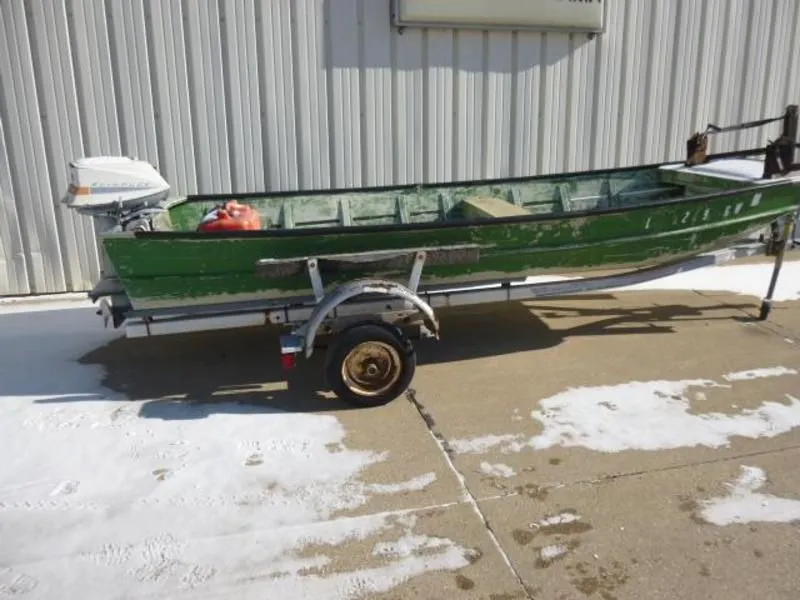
[462,195,530,219]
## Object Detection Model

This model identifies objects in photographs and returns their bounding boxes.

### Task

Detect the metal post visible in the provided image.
[783,105,798,149]
[759,215,795,321]
[783,105,799,174]
[781,105,800,242]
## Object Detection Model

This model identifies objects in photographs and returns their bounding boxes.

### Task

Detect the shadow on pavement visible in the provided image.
[43,296,759,417]
[526,298,757,334]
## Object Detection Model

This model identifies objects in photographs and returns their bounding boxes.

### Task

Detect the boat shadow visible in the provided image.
[65,294,758,417]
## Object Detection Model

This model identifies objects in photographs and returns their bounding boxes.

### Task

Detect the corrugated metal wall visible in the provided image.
[2,0,799,296]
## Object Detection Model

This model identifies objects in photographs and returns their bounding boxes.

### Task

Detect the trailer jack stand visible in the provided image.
[759,216,795,321]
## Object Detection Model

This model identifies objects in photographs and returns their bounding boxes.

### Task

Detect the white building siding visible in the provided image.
[1,0,799,295]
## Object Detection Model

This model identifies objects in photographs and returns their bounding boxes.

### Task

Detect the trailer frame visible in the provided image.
[100,215,797,407]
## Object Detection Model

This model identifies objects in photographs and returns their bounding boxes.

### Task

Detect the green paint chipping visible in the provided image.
[99,161,800,308]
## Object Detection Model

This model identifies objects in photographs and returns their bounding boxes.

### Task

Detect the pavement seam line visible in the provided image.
[405,387,533,600]
[471,442,800,506]
[578,442,800,486]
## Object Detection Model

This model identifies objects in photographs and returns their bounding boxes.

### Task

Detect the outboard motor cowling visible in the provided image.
[63,156,172,233]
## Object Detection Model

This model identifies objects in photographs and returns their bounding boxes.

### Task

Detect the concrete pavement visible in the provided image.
[3,261,800,599]
[392,287,800,599]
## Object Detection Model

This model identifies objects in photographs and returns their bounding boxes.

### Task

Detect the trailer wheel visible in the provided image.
[325,322,416,407]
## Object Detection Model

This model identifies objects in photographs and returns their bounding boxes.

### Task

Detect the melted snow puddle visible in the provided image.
[0,304,469,599]
[450,366,800,454]
[699,466,800,526]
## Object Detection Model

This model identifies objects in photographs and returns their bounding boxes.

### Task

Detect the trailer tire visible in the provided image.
[325,322,416,407]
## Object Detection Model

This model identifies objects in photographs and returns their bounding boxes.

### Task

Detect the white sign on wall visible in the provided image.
[391,0,606,33]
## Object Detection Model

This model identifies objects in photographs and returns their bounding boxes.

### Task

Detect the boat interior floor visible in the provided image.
[163,157,782,233]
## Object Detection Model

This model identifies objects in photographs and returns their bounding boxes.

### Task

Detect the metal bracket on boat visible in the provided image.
[95,293,131,329]
[295,278,439,358]
[307,258,324,301]
[267,245,484,356]
[764,212,796,256]
[306,254,429,301]
[408,250,426,293]
[262,245,485,353]
[685,104,800,177]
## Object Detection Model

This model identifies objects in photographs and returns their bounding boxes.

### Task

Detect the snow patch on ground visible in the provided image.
[538,544,569,562]
[723,366,798,381]
[450,366,800,455]
[531,512,582,529]
[699,466,800,526]
[478,462,516,478]
[365,472,437,494]
[0,302,467,598]
[610,260,800,301]
[0,293,90,312]
[448,434,520,455]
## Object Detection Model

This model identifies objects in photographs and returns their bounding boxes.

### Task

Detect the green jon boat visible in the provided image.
[61,105,800,407]
[65,106,800,315]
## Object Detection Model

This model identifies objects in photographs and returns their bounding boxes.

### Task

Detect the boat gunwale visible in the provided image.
[130,162,798,241]
[182,160,665,202]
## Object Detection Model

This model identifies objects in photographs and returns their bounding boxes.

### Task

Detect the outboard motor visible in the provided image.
[63,156,171,233]
[62,156,175,301]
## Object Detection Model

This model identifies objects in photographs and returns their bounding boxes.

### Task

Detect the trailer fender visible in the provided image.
[300,278,439,358]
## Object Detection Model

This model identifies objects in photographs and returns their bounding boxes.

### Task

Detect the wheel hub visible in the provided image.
[365,363,380,377]
[341,341,402,397]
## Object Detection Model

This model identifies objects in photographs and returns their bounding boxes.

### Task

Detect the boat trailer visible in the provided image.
[106,214,798,408]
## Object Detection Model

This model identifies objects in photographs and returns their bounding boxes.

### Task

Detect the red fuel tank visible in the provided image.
[197,200,262,232]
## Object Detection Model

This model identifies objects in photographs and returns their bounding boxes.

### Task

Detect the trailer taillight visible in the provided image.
[281,352,297,370]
